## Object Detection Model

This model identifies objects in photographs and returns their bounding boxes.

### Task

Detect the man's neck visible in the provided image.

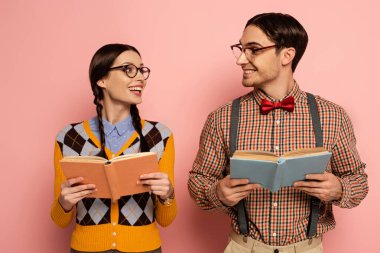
[258,74,295,101]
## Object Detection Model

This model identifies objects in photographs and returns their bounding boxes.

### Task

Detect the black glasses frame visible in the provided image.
[109,64,151,80]
[230,44,278,59]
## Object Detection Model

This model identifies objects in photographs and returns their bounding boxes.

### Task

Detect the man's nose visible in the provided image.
[236,51,249,65]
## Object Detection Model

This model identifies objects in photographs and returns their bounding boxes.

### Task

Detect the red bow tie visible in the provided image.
[260,96,295,115]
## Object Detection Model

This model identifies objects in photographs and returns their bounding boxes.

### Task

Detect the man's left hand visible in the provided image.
[293,172,343,202]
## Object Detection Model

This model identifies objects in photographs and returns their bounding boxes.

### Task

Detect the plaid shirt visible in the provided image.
[188,83,368,246]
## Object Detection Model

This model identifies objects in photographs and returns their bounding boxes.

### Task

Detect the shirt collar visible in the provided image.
[102,115,133,136]
[252,80,302,105]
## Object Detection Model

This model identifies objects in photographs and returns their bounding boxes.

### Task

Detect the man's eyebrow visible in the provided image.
[244,41,263,47]
[238,40,263,47]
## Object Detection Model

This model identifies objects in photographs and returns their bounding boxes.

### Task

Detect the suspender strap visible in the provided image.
[230,98,240,157]
[230,98,249,236]
[306,93,323,147]
[306,92,323,238]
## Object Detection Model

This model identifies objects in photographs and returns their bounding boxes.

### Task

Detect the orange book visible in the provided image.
[60,152,158,201]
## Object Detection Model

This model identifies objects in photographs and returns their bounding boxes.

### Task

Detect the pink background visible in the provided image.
[0,0,378,252]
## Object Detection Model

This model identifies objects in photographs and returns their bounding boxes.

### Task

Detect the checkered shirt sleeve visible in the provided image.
[330,108,368,208]
[188,107,233,213]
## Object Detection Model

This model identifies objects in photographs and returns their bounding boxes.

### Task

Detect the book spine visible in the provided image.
[104,162,119,202]
[272,158,286,192]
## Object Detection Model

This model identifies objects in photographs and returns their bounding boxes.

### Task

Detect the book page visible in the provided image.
[110,152,157,162]
[282,147,327,158]
[233,150,279,162]
[61,156,107,163]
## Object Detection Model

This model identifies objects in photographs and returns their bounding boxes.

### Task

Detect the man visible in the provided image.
[188,13,368,253]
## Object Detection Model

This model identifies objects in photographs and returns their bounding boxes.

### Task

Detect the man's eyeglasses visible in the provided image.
[109,64,151,80]
[230,44,278,60]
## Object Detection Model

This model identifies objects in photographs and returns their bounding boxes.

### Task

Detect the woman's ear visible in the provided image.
[281,47,296,67]
[96,79,106,88]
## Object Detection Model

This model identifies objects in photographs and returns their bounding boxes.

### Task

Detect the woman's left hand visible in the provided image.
[139,172,173,200]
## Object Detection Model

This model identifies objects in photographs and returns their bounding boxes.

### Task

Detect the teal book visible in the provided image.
[230,147,332,192]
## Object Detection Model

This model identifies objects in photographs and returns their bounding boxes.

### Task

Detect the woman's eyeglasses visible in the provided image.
[109,64,151,80]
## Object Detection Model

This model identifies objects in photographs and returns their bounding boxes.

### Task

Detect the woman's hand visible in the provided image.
[58,177,97,212]
[139,172,173,200]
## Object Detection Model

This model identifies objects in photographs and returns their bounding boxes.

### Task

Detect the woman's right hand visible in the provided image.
[58,177,97,212]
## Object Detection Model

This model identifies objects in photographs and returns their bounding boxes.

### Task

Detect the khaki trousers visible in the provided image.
[71,248,161,253]
[224,231,323,253]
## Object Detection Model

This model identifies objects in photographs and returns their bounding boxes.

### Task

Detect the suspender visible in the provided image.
[305,93,322,238]
[229,93,322,238]
[229,98,249,236]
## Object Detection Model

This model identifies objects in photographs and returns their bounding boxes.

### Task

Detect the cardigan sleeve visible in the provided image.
[154,134,177,227]
[50,141,74,228]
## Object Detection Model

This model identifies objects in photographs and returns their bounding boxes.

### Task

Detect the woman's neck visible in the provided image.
[101,101,131,125]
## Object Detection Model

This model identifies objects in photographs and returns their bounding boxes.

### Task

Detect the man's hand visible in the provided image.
[293,172,343,202]
[216,175,261,206]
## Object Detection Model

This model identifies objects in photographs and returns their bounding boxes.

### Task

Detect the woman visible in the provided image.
[51,44,177,253]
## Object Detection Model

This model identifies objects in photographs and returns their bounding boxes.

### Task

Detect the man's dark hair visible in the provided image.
[245,13,308,72]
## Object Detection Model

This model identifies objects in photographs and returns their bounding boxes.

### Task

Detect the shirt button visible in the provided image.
[112,232,117,236]
[112,243,116,247]
[112,222,117,226]
[276,120,280,125]
[272,232,277,237]
[275,146,279,151]
[273,202,278,207]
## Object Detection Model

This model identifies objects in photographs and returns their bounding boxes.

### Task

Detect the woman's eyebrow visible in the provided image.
[120,62,144,67]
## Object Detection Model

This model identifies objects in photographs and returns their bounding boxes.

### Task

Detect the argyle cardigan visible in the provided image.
[51,119,177,252]
[188,83,368,246]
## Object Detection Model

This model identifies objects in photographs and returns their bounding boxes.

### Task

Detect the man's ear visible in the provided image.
[96,79,106,88]
[281,47,296,67]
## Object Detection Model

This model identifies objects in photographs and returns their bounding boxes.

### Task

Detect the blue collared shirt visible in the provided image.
[89,115,135,153]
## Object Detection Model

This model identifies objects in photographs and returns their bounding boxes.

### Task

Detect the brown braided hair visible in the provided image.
[89,44,149,158]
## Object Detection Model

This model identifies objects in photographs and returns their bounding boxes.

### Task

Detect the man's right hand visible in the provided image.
[216,175,261,206]
[58,177,97,212]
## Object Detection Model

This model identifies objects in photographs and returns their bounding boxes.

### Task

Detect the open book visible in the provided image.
[60,152,158,201]
[230,147,332,192]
